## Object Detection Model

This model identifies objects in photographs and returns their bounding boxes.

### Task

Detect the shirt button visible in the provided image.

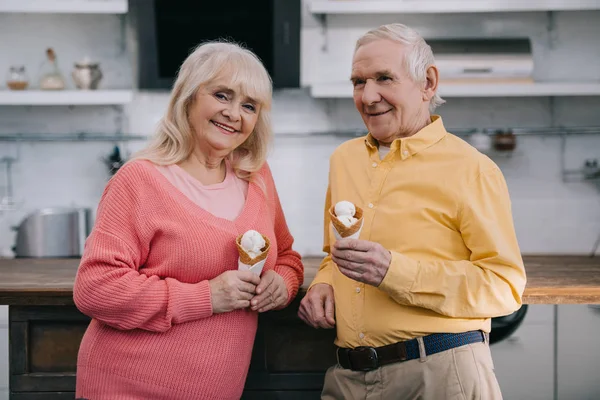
[403,150,409,157]
[371,162,377,168]
[356,287,361,293]
[368,203,374,208]
[359,332,365,339]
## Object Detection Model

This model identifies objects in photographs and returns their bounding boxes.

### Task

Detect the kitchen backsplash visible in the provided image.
[1,91,600,256]
[0,9,600,256]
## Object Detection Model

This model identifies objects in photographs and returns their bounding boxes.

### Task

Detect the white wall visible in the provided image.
[1,8,600,256]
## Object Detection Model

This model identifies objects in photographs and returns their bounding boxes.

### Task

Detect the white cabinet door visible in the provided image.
[557,305,600,400]
[0,306,7,400]
[491,305,555,400]
[0,325,7,400]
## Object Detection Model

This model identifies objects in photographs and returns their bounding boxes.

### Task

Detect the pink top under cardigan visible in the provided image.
[73,159,303,400]
[155,161,248,221]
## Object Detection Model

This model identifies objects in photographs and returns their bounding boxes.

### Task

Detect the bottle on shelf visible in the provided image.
[39,48,66,90]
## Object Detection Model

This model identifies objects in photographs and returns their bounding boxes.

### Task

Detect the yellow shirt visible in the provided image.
[309,115,527,348]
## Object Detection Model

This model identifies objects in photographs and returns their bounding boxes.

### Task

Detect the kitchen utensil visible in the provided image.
[72,57,103,90]
[493,129,517,151]
[6,65,29,90]
[13,207,92,258]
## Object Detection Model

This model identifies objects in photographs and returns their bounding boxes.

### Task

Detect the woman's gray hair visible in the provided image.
[132,40,273,184]
[355,23,445,113]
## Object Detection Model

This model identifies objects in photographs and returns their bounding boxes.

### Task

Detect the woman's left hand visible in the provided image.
[250,270,288,312]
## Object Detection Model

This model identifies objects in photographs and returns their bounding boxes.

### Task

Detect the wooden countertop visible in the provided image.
[1,256,600,305]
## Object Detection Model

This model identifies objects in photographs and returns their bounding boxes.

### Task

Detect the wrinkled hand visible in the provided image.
[298,283,335,329]
[331,238,391,287]
[250,270,289,313]
[209,270,261,314]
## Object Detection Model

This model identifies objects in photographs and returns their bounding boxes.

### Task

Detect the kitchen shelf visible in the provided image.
[310,82,600,98]
[0,90,133,106]
[310,0,600,14]
[0,133,147,142]
[0,0,127,14]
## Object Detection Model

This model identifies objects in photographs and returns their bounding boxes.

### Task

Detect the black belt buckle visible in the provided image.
[348,346,379,371]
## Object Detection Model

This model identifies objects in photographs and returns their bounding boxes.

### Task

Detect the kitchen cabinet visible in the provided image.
[0,91,132,106]
[309,0,600,14]
[557,305,600,399]
[1,323,8,400]
[0,307,7,399]
[491,305,555,400]
[307,1,600,101]
[0,0,127,14]
[0,2,132,107]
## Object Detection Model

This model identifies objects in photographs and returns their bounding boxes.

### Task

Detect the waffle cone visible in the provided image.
[236,234,270,266]
[329,205,363,238]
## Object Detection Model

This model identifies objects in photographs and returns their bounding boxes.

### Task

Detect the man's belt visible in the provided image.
[336,330,487,372]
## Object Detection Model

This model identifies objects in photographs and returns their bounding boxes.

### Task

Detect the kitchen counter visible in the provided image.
[1,255,600,399]
[2,255,600,305]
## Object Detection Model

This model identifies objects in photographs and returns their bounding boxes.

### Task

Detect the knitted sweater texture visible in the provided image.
[73,160,303,399]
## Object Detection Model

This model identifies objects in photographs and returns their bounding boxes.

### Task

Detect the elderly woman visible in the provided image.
[73,41,304,399]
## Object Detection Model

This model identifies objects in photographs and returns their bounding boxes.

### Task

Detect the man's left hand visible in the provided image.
[250,270,289,312]
[331,239,391,287]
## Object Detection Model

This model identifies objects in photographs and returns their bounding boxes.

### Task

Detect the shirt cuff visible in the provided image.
[378,251,419,301]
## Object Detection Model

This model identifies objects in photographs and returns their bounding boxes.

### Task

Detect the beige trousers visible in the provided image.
[321,341,502,400]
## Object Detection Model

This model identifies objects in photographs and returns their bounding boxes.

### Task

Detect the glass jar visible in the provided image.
[6,65,29,90]
[39,48,65,90]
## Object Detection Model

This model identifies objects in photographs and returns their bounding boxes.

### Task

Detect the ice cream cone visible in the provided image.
[329,204,364,240]
[236,233,270,275]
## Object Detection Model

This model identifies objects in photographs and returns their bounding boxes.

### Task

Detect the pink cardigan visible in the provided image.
[73,159,303,399]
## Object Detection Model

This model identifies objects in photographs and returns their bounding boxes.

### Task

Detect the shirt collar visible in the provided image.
[365,115,448,160]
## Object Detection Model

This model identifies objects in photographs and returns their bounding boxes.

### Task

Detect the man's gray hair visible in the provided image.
[355,23,445,113]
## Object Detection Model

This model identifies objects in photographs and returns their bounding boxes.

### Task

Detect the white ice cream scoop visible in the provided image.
[337,215,357,228]
[240,230,266,259]
[334,201,356,218]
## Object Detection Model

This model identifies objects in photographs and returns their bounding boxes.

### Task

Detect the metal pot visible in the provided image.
[13,207,92,258]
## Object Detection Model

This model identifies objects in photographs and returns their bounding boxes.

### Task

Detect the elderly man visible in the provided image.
[299,23,526,399]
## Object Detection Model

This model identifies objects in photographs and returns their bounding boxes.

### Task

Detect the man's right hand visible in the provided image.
[298,283,336,329]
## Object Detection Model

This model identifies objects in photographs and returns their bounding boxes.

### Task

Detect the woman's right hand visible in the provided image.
[209,270,261,314]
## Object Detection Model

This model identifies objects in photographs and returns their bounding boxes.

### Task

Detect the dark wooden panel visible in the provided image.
[242,391,322,400]
[30,321,87,372]
[9,305,88,394]
[11,374,76,392]
[0,295,73,306]
[243,299,334,392]
[244,373,327,391]
[9,321,28,374]
[10,392,76,400]
[264,322,336,372]
[11,306,90,322]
